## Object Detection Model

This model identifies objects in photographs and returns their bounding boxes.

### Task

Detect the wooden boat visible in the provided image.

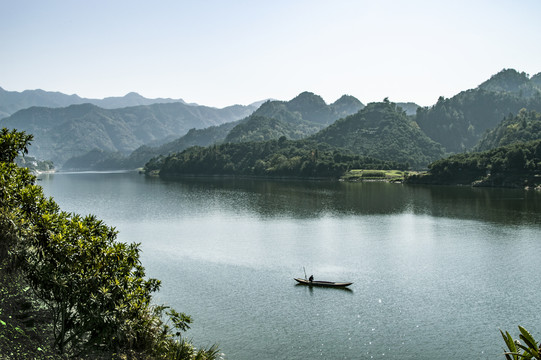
[294,277,353,288]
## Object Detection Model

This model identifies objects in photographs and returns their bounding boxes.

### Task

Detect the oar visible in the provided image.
[303,266,307,280]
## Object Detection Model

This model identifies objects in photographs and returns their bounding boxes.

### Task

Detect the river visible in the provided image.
[39,171,541,359]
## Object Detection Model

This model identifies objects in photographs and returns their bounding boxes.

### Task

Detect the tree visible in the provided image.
[0,128,220,359]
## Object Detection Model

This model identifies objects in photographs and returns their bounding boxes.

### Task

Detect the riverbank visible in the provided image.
[405,171,541,190]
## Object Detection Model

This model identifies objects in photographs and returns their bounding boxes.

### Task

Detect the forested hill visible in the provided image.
[223,92,364,143]
[146,137,407,179]
[474,109,541,152]
[62,91,364,170]
[63,121,243,171]
[0,102,255,166]
[309,100,446,169]
[478,68,541,96]
[406,139,541,188]
[415,69,541,153]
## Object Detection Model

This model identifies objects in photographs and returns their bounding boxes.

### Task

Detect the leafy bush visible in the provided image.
[0,128,220,359]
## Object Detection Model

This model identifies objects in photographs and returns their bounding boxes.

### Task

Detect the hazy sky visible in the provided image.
[1,0,540,108]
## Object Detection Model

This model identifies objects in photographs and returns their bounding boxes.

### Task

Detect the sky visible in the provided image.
[1,0,540,108]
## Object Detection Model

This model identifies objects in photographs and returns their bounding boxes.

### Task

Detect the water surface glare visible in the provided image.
[39,172,541,359]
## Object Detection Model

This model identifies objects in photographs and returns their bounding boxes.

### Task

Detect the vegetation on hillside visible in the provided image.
[478,68,541,96]
[224,115,309,143]
[415,69,541,153]
[62,122,244,171]
[146,136,407,179]
[406,139,541,188]
[61,92,364,171]
[0,101,255,166]
[474,109,541,152]
[310,99,446,169]
[224,92,364,144]
[0,128,220,359]
[5,68,541,178]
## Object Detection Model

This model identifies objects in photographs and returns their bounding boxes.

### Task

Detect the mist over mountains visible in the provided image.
[0,88,198,119]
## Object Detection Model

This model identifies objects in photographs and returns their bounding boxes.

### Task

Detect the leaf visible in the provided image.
[502,330,518,354]
[0,320,5,326]
[519,326,539,357]
[516,343,537,359]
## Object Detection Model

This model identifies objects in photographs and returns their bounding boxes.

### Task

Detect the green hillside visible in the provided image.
[407,139,541,188]
[474,109,541,152]
[61,92,364,170]
[415,69,541,153]
[224,92,364,143]
[224,115,305,143]
[147,137,406,179]
[310,100,446,169]
[478,68,541,96]
[0,102,255,166]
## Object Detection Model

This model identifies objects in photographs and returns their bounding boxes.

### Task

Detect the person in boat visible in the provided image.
[309,275,314,282]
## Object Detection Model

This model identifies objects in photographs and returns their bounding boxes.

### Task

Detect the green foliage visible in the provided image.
[310,101,446,169]
[149,137,407,179]
[224,115,307,143]
[407,139,541,187]
[341,169,411,182]
[474,109,541,152]
[0,128,33,163]
[415,70,541,153]
[479,69,541,96]
[0,128,221,359]
[501,326,541,360]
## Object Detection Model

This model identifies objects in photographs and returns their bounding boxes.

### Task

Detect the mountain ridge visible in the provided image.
[0,87,269,119]
[0,102,257,166]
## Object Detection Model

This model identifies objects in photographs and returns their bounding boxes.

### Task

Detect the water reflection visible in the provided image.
[149,176,541,225]
[294,283,354,294]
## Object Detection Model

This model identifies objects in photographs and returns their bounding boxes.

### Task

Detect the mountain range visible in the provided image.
[0,101,257,165]
[0,87,199,119]
[1,68,541,171]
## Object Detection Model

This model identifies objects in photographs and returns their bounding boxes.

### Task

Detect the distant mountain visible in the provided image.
[0,87,191,119]
[62,120,252,171]
[1,102,256,166]
[473,109,541,152]
[310,100,446,168]
[415,69,541,153]
[61,149,126,171]
[224,92,364,143]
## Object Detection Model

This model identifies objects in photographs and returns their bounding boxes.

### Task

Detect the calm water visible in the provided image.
[39,171,541,360]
